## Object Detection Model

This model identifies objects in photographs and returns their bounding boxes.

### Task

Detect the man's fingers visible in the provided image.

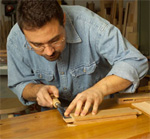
[81,98,92,116]
[74,99,84,116]
[92,100,99,115]
[36,95,46,107]
[37,88,53,107]
[64,100,76,116]
[48,86,59,98]
[36,91,46,106]
[65,90,103,117]
[64,93,82,116]
[44,91,53,107]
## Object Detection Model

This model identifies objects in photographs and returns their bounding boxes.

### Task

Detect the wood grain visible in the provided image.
[138,86,150,92]
[128,132,150,139]
[118,0,123,32]
[132,101,150,116]
[123,2,130,37]
[116,93,150,104]
[52,98,61,108]
[64,107,141,125]
[71,107,139,121]
[0,98,27,115]
[73,114,137,126]
[0,99,150,139]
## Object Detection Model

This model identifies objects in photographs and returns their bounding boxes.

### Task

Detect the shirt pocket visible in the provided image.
[34,70,54,82]
[70,62,97,77]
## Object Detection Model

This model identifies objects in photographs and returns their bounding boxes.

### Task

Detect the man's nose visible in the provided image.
[43,45,55,56]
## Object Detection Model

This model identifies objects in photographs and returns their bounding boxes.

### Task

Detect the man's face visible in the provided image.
[23,19,66,61]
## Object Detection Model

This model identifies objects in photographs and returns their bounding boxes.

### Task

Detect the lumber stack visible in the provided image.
[0,16,11,64]
[97,0,138,49]
[0,16,11,50]
[86,1,95,12]
[0,50,7,64]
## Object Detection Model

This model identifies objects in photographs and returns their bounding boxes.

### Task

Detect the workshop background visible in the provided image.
[0,0,149,118]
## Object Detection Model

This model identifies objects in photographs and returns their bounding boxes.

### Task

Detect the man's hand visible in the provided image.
[64,87,104,117]
[36,85,59,108]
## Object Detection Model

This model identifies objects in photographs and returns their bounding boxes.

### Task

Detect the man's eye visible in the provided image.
[34,44,42,47]
[52,41,59,45]
[51,38,61,44]
[50,37,61,44]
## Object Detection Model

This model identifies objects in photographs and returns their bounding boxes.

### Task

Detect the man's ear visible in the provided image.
[63,13,66,26]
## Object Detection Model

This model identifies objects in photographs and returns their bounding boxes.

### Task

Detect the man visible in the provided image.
[7,0,148,117]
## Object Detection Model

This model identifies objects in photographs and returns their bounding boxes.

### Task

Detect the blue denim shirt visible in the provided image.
[7,6,148,105]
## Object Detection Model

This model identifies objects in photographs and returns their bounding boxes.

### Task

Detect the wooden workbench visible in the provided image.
[0,99,150,139]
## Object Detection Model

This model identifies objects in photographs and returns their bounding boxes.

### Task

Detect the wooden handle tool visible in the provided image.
[52,97,71,119]
[52,97,61,108]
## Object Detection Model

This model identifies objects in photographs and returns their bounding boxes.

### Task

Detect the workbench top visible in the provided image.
[0,99,150,139]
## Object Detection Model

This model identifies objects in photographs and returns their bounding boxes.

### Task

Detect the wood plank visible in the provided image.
[116,93,150,104]
[64,107,141,125]
[72,0,75,5]
[128,132,150,139]
[100,0,113,20]
[86,1,95,12]
[123,2,130,37]
[127,2,134,26]
[0,50,7,53]
[0,98,28,115]
[111,0,117,25]
[125,26,134,40]
[137,86,150,92]
[118,0,123,32]
[127,32,138,48]
[100,0,106,19]
[71,107,139,122]
[73,115,137,125]
[0,54,7,57]
[132,101,150,116]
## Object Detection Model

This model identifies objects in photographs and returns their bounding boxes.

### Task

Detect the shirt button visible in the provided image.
[60,72,65,75]
[39,74,42,78]
[63,87,67,91]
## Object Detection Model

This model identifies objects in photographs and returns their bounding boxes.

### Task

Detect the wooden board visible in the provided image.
[137,86,150,92]
[0,46,7,64]
[125,26,134,40]
[127,32,138,48]
[123,2,130,37]
[63,107,141,125]
[115,93,150,104]
[128,132,150,139]
[0,98,27,115]
[132,101,150,116]
[118,0,123,32]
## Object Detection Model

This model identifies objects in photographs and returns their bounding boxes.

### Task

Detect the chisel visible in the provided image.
[52,97,70,119]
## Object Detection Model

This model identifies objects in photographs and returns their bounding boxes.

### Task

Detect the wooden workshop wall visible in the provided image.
[0,0,12,50]
[96,0,139,49]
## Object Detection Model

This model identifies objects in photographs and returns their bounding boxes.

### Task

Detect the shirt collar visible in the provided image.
[64,12,82,44]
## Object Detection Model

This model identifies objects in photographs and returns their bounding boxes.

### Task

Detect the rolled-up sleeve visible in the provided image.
[96,24,149,93]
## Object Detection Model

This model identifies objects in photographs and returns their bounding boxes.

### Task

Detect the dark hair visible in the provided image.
[17,0,64,31]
